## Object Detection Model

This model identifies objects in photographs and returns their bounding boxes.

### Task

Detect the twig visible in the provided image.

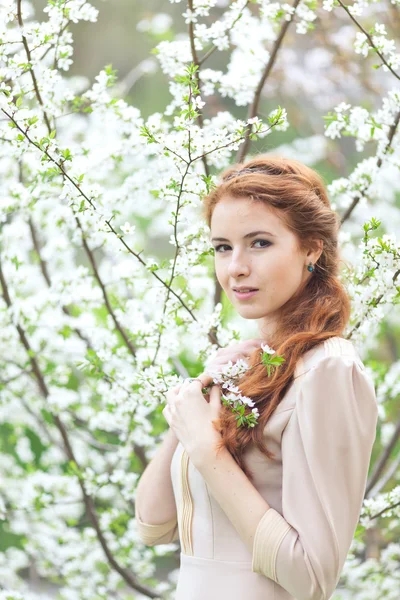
[236,0,302,162]
[340,111,400,224]
[365,411,400,497]
[369,500,400,521]
[346,268,400,339]
[16,0,52,133]
[197,0,251,68]
[367,451,400,498]
[336,0,400,82]
[187,0,209,177]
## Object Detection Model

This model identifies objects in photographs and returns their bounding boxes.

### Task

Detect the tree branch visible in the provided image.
[365,411,400,497]
[367,450,400,498]
[336,0,400,82]
[340,110,400,224]
[236,0,302,163]
[346,268,400,339]
[16,0,52,133]
[28,215,95,350]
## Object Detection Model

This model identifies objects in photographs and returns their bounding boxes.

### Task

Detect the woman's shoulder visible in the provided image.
[265,337,363,420]
[294,336,362,380]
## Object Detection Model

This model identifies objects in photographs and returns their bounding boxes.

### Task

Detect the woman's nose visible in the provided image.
[227,252,251,277]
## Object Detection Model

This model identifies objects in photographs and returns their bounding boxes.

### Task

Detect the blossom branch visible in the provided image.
[17,391,64,451]
[340,110,400,224]
[365,412,400,497]
[367,452,400,498]
[369,500,400,521]
[5,14,201,364]
[336,0,400,82]
[197,0,251,68]
[346,267,400,339]
[16,0,52,133]
[236,0,301,163]
[150,162,191,366]
[28,216,95,350]
[29,211,154,470]
[0,252,161,599]
[187,0,209,177]
[194,118,283,162]
[1,108,201,325]
[77,214,138,357]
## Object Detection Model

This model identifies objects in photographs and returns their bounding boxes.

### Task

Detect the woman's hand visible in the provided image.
[162,379,223,466]
[161,338,264,458]
[197,338,265,390]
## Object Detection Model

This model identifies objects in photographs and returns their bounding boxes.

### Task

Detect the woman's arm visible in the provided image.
[135,427,179,524]
[192,443,271,551]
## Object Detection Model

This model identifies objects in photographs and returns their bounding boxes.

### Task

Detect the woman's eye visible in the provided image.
[254,239,271,249]
[214,239,271,253]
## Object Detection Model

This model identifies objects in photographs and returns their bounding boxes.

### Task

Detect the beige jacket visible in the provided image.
[136,337,378,600]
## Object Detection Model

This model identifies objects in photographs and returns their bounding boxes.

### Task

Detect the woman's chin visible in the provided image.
[236,306,265,319]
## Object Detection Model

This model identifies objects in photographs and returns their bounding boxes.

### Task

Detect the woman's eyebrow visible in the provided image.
[211,230,276,242]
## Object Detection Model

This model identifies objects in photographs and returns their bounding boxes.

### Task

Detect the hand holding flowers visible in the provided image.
[163,340,286,461]
[205,342,285,428]
[162,378,224,467]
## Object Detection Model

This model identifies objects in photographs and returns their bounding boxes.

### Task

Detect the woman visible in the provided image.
[135,155,378,600]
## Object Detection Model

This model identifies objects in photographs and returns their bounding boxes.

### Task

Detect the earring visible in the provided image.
[307,261,314,272]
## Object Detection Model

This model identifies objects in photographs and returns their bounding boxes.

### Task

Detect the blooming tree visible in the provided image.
[0,0,399,598]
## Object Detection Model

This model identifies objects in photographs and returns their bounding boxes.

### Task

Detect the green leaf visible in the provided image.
[66,460,82,479]
[60,148,72,161]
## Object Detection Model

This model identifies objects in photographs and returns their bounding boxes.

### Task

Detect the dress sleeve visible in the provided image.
[251,355,378,600]
[135,509,179,546]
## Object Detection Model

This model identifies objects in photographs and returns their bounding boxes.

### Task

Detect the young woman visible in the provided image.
[135,155,378,600]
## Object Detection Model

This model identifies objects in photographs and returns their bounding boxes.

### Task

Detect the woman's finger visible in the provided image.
[162,404,172,426]
[167,379,199,405]
[194,371,214,388]
[166,385,180,409]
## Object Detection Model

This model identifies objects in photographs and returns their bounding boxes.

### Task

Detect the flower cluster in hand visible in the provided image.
[205,343,285,429]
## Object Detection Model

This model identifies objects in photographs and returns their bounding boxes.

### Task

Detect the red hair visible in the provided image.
[201,154,351,482]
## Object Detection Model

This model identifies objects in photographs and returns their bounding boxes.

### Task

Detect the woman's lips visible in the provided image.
[233,290,259,300]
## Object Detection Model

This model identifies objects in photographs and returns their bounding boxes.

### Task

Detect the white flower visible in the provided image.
[247,116,261,125]
[322,0,335,11]
[120,222,136,235]
[194,96,205,109]
[182,9,197,24]
[261,342,275,355]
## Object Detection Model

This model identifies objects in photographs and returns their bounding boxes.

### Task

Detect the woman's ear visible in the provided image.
[306,238,323,263]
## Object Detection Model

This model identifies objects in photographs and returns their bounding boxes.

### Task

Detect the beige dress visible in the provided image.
[136,336,378,600]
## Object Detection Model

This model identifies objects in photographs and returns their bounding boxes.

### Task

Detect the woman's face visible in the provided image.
[210,196,321,339]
